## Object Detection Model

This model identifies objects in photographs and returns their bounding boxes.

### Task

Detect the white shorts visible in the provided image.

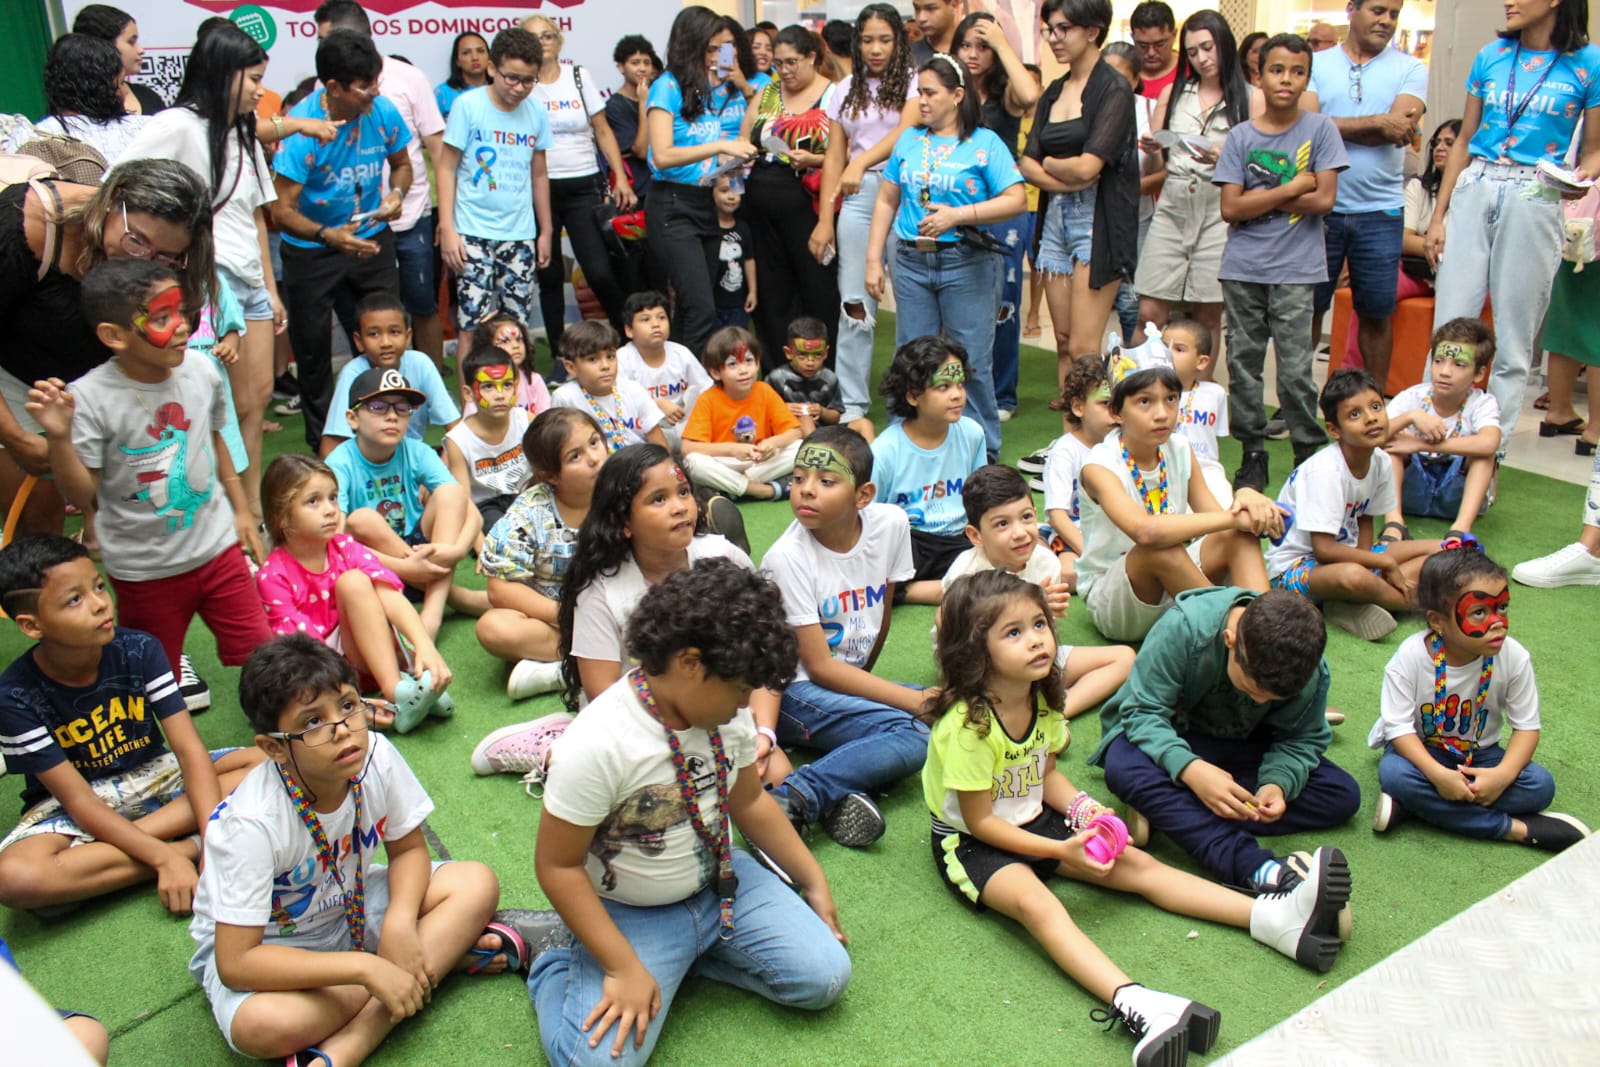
[1085,538,1208,642]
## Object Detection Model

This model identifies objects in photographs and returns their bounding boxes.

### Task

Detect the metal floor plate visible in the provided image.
[1215,832,1600,1066]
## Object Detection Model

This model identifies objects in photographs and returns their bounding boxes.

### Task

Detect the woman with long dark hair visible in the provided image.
[1021,0,1137,390]
[1426,0,1600,447]
[1133,9,1249,351]
[32,34,148,161]
[810,4,918,431]
[738,25,840,371]
[71,3,162,115]
[434,31,489,119]
[645,6,758,355]
[118,23,280,523]
[1238,30,1267,88]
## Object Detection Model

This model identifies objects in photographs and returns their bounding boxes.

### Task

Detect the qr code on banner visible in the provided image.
[133,50,189,107]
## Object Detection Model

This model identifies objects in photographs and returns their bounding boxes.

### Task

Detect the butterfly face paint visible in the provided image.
[928,359,965,387]
[473,364,517,409]
[133,283,186,347]
[1454,586,1509,639]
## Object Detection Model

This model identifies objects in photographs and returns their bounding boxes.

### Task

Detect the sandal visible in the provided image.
[1378,520,1410,544]
[1534,391,1551,410]
[393,671,441,734]
[466,921,528,975]
[1539,417,1585,437]
[285,1050,332,1067]
[1022,323,1041,338]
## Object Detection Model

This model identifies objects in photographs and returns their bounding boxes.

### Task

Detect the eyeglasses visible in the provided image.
[268,703,371,747]
[1041,20,1075,39]
[1348,62,1364,103]
[534,31,559,43]
[361,399,416,416]
[118,202,188,269]
[498,71,538,88]
[773,56,807,71]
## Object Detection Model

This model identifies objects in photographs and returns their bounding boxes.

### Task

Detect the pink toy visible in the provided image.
[1083,812,1130,864]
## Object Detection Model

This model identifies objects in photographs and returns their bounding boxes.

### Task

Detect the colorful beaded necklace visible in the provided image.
[272,765,365,948]
[1427,630,1494,764]
[1121,442,1171,515]
[628,668,737,938]
[1420,391,1465,442]
[582,389,631,453]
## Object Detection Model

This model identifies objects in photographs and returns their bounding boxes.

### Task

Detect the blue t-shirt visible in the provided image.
[435,81,465,119]
[710,71,772,139]
[882,126,1024,243]
[321,351,462,443]
[442,86,553,241]
[646,72,726,186]
[0,629,186,811]
[326,436,455,537]
[1465,39,1600,165]
[871,416,987,536]
[274,92,412,250]
[1310,46,1428,212]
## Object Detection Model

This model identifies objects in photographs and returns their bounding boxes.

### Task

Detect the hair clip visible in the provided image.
[931,52,966,86]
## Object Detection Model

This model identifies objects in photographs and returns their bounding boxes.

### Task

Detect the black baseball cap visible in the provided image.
[349,366,426,410]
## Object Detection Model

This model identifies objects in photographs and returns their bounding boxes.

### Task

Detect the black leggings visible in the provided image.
[741,162,840,372]
[535,174,626,355]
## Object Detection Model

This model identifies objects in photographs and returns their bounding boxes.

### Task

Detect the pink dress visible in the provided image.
[257,534,403,639]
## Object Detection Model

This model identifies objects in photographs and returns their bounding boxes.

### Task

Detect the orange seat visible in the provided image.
[1331,288,1493,395]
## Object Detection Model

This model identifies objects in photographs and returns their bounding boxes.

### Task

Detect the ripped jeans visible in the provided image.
[834,172,888,423]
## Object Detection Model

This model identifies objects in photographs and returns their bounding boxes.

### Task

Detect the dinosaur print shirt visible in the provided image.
[70,355,236,581]
[1213,109,1347,285]
[543,676,757,907]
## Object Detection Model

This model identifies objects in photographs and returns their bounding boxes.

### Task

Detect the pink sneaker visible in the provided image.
[469,713,575,795]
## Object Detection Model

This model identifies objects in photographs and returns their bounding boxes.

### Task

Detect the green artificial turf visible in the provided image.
[3,317,1597,1065]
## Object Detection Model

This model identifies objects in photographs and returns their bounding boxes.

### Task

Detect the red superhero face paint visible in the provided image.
[1454,587,1509,638]
[133,283,185,347]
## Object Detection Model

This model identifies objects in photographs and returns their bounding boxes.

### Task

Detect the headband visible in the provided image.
[929,360,966,387]
[795,442,857,484]
[1105,326,1175,387]
[930,52,966,86]
[1433,340,1477,366]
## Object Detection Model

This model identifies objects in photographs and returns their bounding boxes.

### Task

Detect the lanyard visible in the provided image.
[1502,44,1559,154]
[917,132,958,206]
[272,766,365,949]
[629,668,737,938]
[583,390,630,453]
[1426,631,1493,764]
[1420,391,1465,441]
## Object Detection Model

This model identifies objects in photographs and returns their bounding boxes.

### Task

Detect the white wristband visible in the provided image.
[756,726,778,747]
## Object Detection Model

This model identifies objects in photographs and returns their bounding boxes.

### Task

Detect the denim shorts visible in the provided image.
[1036,187,1096,275]
[217,264,274,321]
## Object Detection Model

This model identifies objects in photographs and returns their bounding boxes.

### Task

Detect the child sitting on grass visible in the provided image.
[616,290,711,449]
[681,326,802,502]
[1077,341,1280,642]
[925,572,1350,1067]
[871,337,988,604]
[472,313,551,416]
[444,347,533,537]
[1268,369,1447,641]
[189,635,520,1066]
[766,315,849,439]
[320,293,461,457]
[1369,546,1590,852]
[327,367,485,638]
[256,455,452,734]
[0,535,263,916]
[1381,319,1501,541]
[550,320,669,453]
[939,464,1134,720]
[1040,354,1116,592]
[530,559,849,1067]
[1163,317,1232,506]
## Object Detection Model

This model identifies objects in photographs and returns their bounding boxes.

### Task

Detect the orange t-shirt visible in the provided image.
[683,382,799,443]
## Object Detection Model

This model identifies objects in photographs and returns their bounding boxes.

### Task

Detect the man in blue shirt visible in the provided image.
[1308,0,1427,391]
[272,29,415,450]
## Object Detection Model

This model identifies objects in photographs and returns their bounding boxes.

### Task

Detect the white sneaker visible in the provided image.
[998,408,1014,422]
[469,713,575,795]
[1371,792,1402,833]
[1512,543,1600,588]
[1250,846,1350,972]
[1322,600,1397,641]
[507,659,564,701]
[1098,983,1220,1067]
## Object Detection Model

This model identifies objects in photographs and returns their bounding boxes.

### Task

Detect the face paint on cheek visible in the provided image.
[473,365,515,408]
[1455,588,1510,638]
[133,285,185,346]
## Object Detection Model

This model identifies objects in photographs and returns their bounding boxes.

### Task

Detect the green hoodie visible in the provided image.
[1087,586,1332,800]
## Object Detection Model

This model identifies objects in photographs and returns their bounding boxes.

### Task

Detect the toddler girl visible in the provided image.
[473,313,551,416]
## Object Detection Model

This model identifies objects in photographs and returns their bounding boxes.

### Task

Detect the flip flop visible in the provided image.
[1378,520,1410,544]
[393,671,439,734]
[285,1049,332,1067]
[466,921,527,975]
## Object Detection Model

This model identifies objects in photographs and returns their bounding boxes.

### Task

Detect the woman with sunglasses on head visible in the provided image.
[0,159,216,538]
[1021,0,1138,393]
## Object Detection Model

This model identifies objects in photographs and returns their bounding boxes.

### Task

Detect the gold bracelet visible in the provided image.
[272,115,285,139]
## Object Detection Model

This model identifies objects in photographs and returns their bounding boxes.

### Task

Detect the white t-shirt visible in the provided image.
[115,108,275,286]
[1386,384,1501,453]
[759,504,914,683]
[550,379,665,446]
[1267,443,1398,577]
[1176,382,1229,464]
[1076,432,1196,600]
[532,63,605,179]
[617,341,712,414]
[444,407,531,504]
[189,735,432,949]
[380,55,448,232]
[1043,432,1094,522]
[544,675,756,906]
[940,541,1060,593]
[1369,632,1539,751]
[570,535,750,667]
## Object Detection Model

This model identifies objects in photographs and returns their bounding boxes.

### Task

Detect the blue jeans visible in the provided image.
[527,850,850,1067]
[893,240,1003,459]
[1314,209,1403,317]
[834,173,887,422]
[1378,743,1555,840]
[988,216,1026,412]
[775,680,929,820]
[393,214,438,316]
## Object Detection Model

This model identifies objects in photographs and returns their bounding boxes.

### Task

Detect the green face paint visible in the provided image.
[1087,384,1112,404]
[1432,340,1477,368]
[928,360,966,387]
[794,442,856,483]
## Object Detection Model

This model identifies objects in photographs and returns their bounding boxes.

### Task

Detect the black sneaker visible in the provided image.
[1523,812,1591,852]
[1017,449,1050,475]
[822,792,886,847]
[178,655,211,712]
[272,394,302,417]
[271,371,299,399]
[1233,450,1269,493]
[705,493,750,556]
[1265,416,1290,439]
[490,907,574,973]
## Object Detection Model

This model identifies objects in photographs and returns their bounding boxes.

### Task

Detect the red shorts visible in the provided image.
[111,545,271,668]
